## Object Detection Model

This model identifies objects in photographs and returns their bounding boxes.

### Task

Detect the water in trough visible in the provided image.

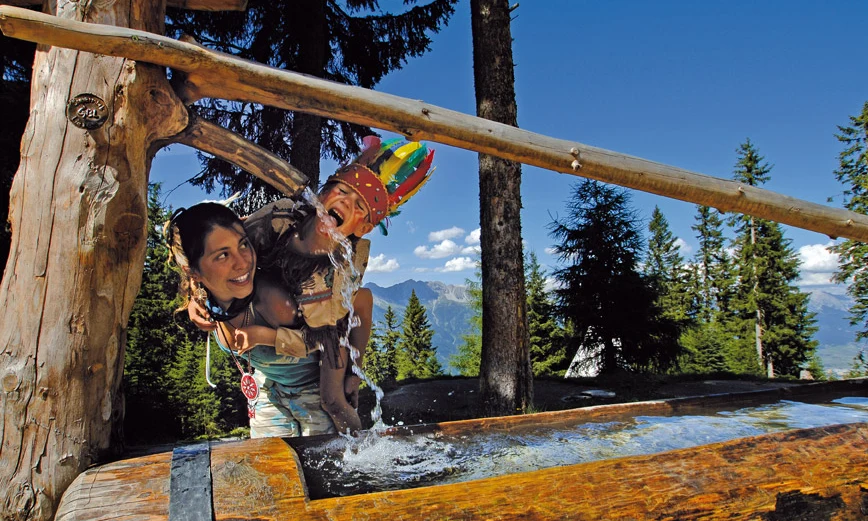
[291,396,868,499]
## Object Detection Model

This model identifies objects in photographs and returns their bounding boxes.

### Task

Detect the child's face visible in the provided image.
[319,182,375,238]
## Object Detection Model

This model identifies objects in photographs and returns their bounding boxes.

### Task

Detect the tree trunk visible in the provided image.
[470,0,532,416]
[0,1,186,519]
[288,0,326,188]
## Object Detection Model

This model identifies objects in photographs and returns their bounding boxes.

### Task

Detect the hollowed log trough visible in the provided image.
[56,379,868,520]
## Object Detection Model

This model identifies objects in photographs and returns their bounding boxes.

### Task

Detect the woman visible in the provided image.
[166,202,370,437]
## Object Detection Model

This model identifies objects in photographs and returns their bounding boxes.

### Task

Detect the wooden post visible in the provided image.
[0,1,188,519]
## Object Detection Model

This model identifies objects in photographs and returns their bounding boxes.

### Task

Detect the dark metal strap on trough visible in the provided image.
[169,442,214,521]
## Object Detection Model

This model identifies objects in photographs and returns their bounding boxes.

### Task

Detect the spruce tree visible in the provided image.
[125,184,246,443]
[396,290,442,379]
[732,202,819,377]
[525,251,567,376]
[679,205,737,374]
[124,184,190,442]
[830,102,868,339]
[451,272,482,377]
[549,180,680,375]
[729,139,773,375]
[644,207,691,324]
[166,0,456,210]
[365,306,401,386]
[690,205,736,323]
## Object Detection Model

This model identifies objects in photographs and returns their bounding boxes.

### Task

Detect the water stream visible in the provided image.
[301,187,385,427]
[292,396,868,499]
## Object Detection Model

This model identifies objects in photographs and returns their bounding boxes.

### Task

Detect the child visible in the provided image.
[189,136,435,435]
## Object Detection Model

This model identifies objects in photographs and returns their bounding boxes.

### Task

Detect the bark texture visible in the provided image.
[0,1,186,519]
[470,0,532,416]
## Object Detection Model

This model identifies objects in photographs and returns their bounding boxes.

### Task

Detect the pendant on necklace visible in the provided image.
[240,372,258,418]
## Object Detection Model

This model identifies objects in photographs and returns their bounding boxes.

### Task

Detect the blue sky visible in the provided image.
[151,1,868,289]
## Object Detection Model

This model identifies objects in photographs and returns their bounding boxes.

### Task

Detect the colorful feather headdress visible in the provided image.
[327,136,435,233]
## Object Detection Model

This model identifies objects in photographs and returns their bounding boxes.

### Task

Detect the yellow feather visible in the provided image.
[379,142,423,185]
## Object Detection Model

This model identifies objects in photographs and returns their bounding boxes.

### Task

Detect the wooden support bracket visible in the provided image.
[168,112,309,197]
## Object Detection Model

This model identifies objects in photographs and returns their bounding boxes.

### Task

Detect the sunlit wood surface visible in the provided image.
[55,380,868,520]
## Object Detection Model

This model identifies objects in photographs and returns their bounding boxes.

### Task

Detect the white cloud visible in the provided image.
[461,245,482,256]
[405,220,417,234]
[674,238,692,255]
[439,257,477,272]
[544,247,558,255]
[413,267,431,273]
[799,243,839,272]
[429,226,465,242]
[796,243,839,287]
[414,239,462,259]
[366,253,400,273]
[543,276,562,293]
[798,272,835,287]
[465,228,481,245]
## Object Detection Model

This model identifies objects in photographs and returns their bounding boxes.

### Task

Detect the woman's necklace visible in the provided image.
[225,303,259,419]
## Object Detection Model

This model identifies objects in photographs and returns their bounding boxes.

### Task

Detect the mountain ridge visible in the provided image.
[364,280,867,376]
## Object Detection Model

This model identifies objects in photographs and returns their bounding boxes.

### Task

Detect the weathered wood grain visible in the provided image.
[211,437,308,521]
[2,5,867,241]
[54,452,172,521]
[54,423,868,520]
[0,1,187,519]
[3,0,249,11]
[170,113,309,197]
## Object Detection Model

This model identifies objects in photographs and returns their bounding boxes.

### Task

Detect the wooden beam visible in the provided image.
[1,0,248,11]
[169,112,309,197]
[2,5,866,242]
[2,0,41,6]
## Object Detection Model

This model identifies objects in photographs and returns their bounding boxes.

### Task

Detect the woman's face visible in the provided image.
[191,224,256,308]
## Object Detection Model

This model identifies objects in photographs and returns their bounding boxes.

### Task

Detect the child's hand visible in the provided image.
[188,298,217,332]
[344,373,362,409]
[234,325,276,355]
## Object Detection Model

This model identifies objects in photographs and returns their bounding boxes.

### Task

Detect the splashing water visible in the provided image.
[290,396,868,499]
[301,188,385,427]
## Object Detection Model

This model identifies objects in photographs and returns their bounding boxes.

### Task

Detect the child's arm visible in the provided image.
[344,288,373,408]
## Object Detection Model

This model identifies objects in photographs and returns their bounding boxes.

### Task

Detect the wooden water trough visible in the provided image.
[55,379,868,520]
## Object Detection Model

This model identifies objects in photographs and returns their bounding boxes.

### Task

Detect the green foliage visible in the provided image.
[645,207,692,325]
[845,350,868,379]
[830,101,868,340]
[451,270,482,377]
[549,180,681,375]
[728,141,818,378]
[365,306,401,386]
[678,324,730,374]
[525,251,568,376]
[688,205,736,324]
[165,0,456,209]
[396,290,443,379]
[804,354,827,381]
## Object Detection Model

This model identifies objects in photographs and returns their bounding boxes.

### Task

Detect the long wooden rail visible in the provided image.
[2,5,867,241]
